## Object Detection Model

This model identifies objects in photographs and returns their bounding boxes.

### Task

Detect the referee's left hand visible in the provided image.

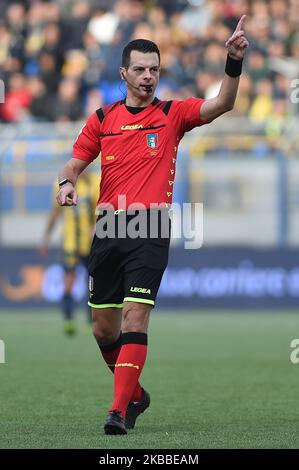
[225,15,249,60]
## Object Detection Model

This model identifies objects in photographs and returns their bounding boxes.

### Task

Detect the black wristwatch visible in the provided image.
[58,178,73,187]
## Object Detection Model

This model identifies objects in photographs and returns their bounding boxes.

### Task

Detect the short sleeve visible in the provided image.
[178,97,206,133]
[73,112,101,163]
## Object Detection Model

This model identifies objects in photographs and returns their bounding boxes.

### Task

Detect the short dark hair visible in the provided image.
[122,39,160,69]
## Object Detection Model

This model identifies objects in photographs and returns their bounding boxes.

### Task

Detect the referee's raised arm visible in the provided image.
[200,15,249,123]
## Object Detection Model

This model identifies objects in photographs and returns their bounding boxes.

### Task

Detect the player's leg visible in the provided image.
[91,305,122,369]
[62,270,76,334]
[106,263,165,430]
[92,211,167,434]
[87,243,124,370]
[61,251,78,335]
[108,300,151,419]
[63,270,75,315]
[88,241,145,429]
[90,278,151,435]
[89,294,145,394]
[105,220,170,433]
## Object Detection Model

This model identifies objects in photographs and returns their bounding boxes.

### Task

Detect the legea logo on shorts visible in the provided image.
[130,287,151,294]
[0,339,5,364]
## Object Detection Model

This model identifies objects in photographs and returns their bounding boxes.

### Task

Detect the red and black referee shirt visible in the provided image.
[73,97,206,209]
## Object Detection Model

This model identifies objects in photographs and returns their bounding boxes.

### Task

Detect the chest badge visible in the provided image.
[146,133,158,149]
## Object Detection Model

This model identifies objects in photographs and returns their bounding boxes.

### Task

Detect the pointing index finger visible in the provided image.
[235,14,246,32]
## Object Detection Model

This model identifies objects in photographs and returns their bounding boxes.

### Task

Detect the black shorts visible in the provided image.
[87,209,171,308]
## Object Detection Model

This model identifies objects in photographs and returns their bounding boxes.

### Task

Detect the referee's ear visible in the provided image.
[119,67,126,80]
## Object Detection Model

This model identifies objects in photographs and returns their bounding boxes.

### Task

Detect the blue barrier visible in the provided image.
[1,247,299,310]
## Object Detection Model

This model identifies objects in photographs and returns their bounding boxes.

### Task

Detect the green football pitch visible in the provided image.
[0,310,298,449]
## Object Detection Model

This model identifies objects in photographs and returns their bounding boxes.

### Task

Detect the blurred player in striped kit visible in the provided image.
[40,171,98,335]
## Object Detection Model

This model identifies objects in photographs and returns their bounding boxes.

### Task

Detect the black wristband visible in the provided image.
[225,54,243,77]
[58,178,73,187]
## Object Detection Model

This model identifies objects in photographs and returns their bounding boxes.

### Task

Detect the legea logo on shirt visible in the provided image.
[146,133,158,149]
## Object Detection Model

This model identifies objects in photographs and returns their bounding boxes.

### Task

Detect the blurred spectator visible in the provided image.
[84,88,104,116]
[265,98,288,137]
[6,3,26,37]
[290,35,299,59]
[62,1,91,50]
[245,49,269,81]
[62,50,89,80]
[48,78,83,122]
[250,78,274,122]
[41,22,64,69]
[131,22,154,42]
[0,73,31,122]
[203,42,226,74]
[232,73,253,115]
[38,51,60,94]
[82,31,105,88]
[0,22,11,69]
[24,2,49,67]
[178,1,212,36]
[87,6,119,45]
[114,0,146,46]
[273,74,289,99]
[27,76,51,121]
[5,3,26,61]
[147,6,167,29]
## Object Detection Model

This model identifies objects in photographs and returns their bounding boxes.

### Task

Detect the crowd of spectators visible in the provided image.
[0,0,298,124]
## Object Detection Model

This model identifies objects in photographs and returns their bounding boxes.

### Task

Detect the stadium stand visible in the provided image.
[0,0,298,123]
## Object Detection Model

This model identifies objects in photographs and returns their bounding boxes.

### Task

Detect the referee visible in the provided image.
[56,18,249,435]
